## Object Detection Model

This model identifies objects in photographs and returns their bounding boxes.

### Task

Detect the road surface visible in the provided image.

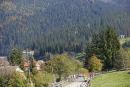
[65,77,86,87]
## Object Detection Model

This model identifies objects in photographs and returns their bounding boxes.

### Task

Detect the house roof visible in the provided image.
[0,60,9,66]
[0,56,9,66]
[24,62,30,67]
[0,66,19,76]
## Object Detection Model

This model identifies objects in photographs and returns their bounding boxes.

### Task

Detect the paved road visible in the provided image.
[65,77,85,87]
[65,82,83,87]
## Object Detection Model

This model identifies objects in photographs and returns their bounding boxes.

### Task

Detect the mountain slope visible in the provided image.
[0,0,130,55]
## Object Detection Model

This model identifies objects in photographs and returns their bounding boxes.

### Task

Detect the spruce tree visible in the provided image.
[86,27,120,70]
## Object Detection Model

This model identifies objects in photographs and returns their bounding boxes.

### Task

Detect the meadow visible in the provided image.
[91,71,130,87]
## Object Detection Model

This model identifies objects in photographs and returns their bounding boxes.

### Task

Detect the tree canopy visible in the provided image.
[45,54,82,81]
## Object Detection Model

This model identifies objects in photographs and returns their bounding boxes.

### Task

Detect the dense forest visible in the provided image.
[0,0,130,55]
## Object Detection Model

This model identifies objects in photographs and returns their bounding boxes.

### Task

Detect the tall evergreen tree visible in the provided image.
[86,27,120,70]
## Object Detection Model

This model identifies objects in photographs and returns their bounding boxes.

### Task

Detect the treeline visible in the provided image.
[1,0,130,55]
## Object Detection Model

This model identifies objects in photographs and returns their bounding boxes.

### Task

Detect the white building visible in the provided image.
[22,50,34,58]
[22,50,34,56]
[120,35,126,39]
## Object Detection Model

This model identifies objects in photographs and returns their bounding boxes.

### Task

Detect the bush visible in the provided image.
[33,71,54,87]
[8,73,27,87]
[88,55,103,72]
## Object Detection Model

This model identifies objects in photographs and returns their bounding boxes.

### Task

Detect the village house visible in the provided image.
[0,66,26,79]
[22,50,34,58]
[0,56,26,79]
[35,60,45,71]
[22,49,34,71]
[23,59,45,71]
[22,49,45,71]
[23,60,31,71]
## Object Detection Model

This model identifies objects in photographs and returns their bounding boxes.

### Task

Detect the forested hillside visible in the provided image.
[0,0,130,55]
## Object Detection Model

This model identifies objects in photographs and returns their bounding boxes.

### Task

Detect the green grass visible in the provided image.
[91,71,130,87]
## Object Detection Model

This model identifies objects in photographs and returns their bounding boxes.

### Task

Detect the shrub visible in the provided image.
[33,72,54,87]
[88,55,103,72]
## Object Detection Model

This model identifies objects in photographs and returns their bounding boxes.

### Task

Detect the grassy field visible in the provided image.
[91,71,130,87]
